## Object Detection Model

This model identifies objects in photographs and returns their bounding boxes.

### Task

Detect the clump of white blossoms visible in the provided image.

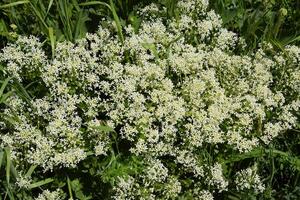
[0,0,299,198]
[235,164,265,193]
[34,189,64,200]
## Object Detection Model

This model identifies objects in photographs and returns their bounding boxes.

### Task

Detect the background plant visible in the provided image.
[0,0,157,49]
[210,0,300,50]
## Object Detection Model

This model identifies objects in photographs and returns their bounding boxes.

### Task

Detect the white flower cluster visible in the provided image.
[0,0,299,198]
[34,189,63,200]
[0,36,46,81]
[207,163,228,192]
[235,164,265,193]
[16,172,32,189]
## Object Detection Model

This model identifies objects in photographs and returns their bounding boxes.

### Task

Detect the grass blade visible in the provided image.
[93,125,114,133]
[0,91,14,104]
[46,0,54,14]
[48,27,56,58]
[10,163,19,180]
[0,77,11,99]
[28,178,54,189]
[142,43,159,59]
[25,165,37,177]
[5,148,11,185]
[79,1,110,9]
[281,34,300,46]
[56,0,73,41]
[71,0,80,12]
[4,185,15,200]
[12,78,32,103]
[109,0,124,44]
[0,151,4,169]
[74,10,89,40]
[79,0,124,43]
[0,0,29,9]
[67,177,73,199]
[29,2,48,29]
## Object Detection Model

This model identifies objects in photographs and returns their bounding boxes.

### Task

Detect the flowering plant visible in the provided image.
[0,0,299,199]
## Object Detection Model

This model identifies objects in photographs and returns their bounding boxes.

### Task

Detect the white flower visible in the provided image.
[235,164,265,193]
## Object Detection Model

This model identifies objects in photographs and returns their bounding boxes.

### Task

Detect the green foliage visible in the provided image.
[0,148,54,199]
[0,0,156,49]
[210,0,300,50]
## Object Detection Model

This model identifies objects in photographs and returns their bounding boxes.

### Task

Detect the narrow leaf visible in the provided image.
[5,148,11,185]
[10,162,19,179]
[4,185,15,200]
[0,151,4,168]
[109,0,124,43]
[79,1,124,43]
[46,0,54,14]
[142,43,159,59]
[29,2,48,29]
[28,178,54,189]
[67,177,73,199]
[25,165,37,177]
[0,0,29,9]
[12,78,32,103]
[48,27,56,58]
[79,1,110,9]
[0,91,14,104]
[93,125,114,133]
[0,77,11,99]
[71,0,80,11]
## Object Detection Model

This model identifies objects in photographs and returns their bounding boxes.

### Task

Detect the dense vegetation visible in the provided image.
[0,0,299,199]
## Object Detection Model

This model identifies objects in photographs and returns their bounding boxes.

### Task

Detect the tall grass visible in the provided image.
[210,0,300,50]
[0,0,158,49]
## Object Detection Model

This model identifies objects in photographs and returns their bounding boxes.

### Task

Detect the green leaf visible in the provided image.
[12,78,32,104]
[28,178,54,189]
[0,151,4,169]
[25,165,37,177]
[0,91,14,104]
[67,177,73,199]
[29,2,48,29]
[48,27,56,58]
[4,185,15,200]
[110,0,124,44]
[79,1,110,9]
[74,11,89,40]
[0,77,11,99]
[71,0,80,12]
[0,19,9,37]
[46,0,54,14]
[93,125,114,133]
[80,1,124,43]
[142,43,159,59]
[0,113,20,125]
[10,162,19,179]
[5,148,11,185]
[0,0,29,9]
[222,148,264,164]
